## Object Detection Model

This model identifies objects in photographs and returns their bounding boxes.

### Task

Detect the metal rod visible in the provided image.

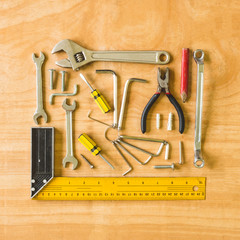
[112,141,133,176]
[99,153,114,169]
[96,70,118,128]
[118,78,147,130]
[119,135,166,144]
[87,110,112,127]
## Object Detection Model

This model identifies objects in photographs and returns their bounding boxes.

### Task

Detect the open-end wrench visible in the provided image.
[193,49,205,168]
[51,39,170,71]
[62,99,79,170]
[32,52,48,125]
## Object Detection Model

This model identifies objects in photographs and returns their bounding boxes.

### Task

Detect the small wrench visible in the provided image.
[51,39,170,70]
[193,49,205,168]
[32,52,48,124]
[62,99,79,170]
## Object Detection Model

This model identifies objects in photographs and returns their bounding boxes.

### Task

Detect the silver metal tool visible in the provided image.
[87,110,112,127]
[96,70,118,128]
[62,99,79,170]
[154,163,175,170]
[48,69,55,90]
[49,84,78,104]
[32,52,48,125]
[60,70,66,91]
[179,141,183,165]
[80,154,94,168]
[52,39,171,70]
[112,141,133,176]
[118,78,147,130]
[193,49,205,168]
[118,135,167,158]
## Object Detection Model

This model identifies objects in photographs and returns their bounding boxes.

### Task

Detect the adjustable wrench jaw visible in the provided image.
[52,39,92,70]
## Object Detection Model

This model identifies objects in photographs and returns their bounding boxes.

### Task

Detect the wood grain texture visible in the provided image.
[1,0,240,239]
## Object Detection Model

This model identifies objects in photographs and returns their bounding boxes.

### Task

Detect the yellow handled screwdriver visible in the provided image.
[79,73,111,113]
[78,133,114,169]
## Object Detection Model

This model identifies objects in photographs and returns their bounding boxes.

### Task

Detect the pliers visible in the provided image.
[141,68,185,134]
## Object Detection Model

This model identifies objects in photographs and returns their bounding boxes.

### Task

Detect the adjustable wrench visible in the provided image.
[32,52,48,124]
[62,99,79,170]
[193,49,205,168]
[52,39,170,71]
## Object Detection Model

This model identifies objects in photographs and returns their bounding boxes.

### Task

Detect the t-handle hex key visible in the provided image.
[141,68,185,134]
[193,49,205,168]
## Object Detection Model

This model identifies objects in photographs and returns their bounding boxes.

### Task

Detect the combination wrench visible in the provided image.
[193,49,205,168]
[32,52,48,125]
[62,99,79,170]
[51,39,170,70]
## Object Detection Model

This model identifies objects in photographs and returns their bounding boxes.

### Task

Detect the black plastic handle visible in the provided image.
[141,93,160,133]
[166,93,185,134]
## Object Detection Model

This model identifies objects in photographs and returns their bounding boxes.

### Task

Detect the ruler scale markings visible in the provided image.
[33,177,206,200]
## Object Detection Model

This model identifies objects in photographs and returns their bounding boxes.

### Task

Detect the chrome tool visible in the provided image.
[96,70,118,128]
[193,49,205,168]
[32,52,48,124]
[118,78,147,130]
[49,84,78,104]
[62,99,79,170]
[52,39,170,70]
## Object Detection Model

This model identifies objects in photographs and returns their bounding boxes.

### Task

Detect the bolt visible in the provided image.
[153,163,175,170]
[60,70,66,92]
[48,69,55,90]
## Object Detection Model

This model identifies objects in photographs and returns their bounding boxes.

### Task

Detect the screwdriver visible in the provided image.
[79,73,111,113]
[78,133,114,169]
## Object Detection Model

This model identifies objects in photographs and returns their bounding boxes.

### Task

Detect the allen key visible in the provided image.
[112,141,133,176]
[96,70,118,128]
[118,78,147,130]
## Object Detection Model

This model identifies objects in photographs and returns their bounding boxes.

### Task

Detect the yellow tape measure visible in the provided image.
[33,177,206,200]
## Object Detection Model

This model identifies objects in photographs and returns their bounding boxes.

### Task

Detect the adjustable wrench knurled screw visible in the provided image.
[32,52,48,125]
[62,99,79,170]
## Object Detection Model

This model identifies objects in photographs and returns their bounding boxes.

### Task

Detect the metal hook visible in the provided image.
[87,110,112,127]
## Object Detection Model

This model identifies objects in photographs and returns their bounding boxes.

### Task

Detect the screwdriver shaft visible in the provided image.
[80,73,94,91]
[99,154,114,169]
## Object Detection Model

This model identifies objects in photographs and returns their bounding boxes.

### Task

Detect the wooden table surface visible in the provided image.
[1,0,240,239]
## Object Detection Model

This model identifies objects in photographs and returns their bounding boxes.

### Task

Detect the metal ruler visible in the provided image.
[33,177,206,200]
